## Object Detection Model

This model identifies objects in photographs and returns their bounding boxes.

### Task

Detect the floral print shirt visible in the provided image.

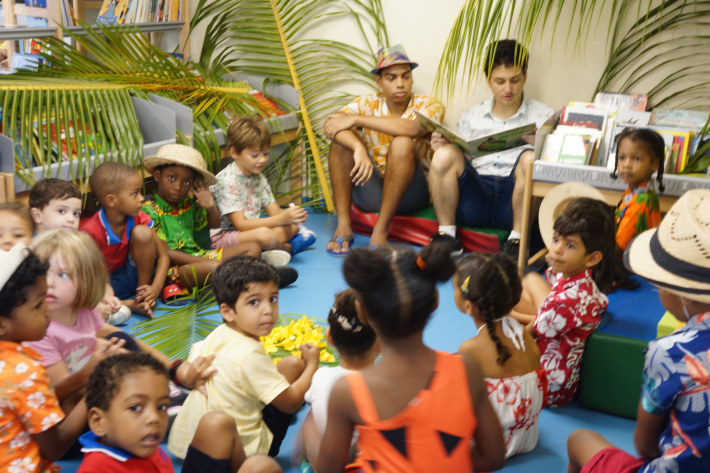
[210,162,276,232]
[340,93,445,177]
[0,341,64,473]
[639,312,710,473]
[534,268,608,407]
[615,179,661,251]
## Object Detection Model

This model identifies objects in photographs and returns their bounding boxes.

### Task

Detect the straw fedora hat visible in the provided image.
[144,144,217,186]
[624,189,710,303]
[538,181,607,248]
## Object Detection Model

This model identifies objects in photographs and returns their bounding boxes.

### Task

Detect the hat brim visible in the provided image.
[538,182,607,248]
[370,62,419,75]
[625,229,710,304]
[144,156,217,186]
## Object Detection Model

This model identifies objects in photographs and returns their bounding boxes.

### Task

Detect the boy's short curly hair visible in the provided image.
[226,115,271,154]
[212,255,279,308]
[0,250,49,318]
[0,202,35,233]
[89,162,140,204]
[86,353,168,411]
[29,178,82,211]
[484,39,529,77]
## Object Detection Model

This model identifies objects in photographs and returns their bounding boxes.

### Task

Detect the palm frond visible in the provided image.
[192,0,389,211]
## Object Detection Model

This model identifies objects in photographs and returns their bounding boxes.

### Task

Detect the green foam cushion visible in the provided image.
[578,331,648,419]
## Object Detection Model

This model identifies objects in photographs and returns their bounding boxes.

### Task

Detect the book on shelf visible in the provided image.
[594,92,648,112]
[558,134,597,165]
[414,110,535,159]
[615,110,651,127]
[650,108,710,130]
[99,0,179,25]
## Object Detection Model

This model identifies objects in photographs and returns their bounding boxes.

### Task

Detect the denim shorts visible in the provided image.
[352,161,430,215]
[109,256,138,300]
[455,151,525,230]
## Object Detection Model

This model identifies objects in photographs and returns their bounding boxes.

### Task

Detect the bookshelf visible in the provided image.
[1,0,190,67]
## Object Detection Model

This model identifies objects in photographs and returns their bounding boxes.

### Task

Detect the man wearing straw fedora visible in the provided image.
[323,44,444,254]
[568,189,710,473]
[143,144,298,291]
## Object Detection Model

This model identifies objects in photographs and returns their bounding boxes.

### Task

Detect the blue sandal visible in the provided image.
[326,235,354,256]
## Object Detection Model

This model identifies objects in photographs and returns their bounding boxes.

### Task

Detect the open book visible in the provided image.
[414,110,536,159]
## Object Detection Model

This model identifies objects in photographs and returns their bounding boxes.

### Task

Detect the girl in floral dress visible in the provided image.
[455,252,547,457]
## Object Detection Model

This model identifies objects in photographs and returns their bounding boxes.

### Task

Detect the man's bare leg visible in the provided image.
[428,144,466,226]
[370,136,417,247]
[326,141,356,254]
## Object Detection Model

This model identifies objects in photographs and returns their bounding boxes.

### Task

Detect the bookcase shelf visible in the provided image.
[0,26,56,40]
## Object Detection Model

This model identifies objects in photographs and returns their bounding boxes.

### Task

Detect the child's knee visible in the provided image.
[276,355,306,383]
[130,224,154,245]
[239,455,282,473]
[196,411,237,438]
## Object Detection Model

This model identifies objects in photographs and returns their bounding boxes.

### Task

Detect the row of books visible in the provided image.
[538,91,710,174]
[97,0,181,25]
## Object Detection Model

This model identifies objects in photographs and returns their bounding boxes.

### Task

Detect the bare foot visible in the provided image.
[124,299,154,319]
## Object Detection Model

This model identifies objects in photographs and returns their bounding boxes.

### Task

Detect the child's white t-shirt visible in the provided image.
[304,365,352,435]
[168,324,290,458]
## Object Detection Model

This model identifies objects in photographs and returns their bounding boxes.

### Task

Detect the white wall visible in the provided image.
[188,0,613,127]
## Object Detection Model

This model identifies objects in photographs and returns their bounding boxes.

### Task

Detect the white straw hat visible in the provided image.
[624,189,710,303]
[0,244,30,292]
[538,182,607,248]
[144,144,217,186]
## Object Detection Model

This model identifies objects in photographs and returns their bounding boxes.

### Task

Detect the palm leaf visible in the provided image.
[191,0,389,211]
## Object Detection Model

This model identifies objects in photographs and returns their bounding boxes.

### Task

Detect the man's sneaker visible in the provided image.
[502,238,521,262]
[289,232,317,256]
[430,232,463,256]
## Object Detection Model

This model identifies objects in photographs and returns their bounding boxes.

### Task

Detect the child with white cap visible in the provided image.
[568,189,710,473]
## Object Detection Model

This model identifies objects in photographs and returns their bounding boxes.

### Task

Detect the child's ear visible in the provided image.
[88,407,108,437]
[354,298,370,326]
[464,299,477,317]
[584,250,603,269]
[0,316,11,337]
[30,207,43,226]
[228,146,239,160]
[326,327,334,346]
[152,169,162,182]
[219,302,236,323]
[104,193,117,208]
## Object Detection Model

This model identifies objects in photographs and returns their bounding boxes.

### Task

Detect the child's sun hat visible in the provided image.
[538,182,607,248]
[371,44,419,74]
[144,144,217,186]
[0,243,30,291]
[625,189,710,303]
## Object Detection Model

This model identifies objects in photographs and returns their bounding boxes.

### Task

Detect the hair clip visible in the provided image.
[331,305,363,333]
[460,276,471,294]
[416,255,427,271]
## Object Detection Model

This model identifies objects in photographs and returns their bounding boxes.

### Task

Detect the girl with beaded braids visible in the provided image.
[299,289,378,467]
[313,243,506,473]
[455,252,546,458]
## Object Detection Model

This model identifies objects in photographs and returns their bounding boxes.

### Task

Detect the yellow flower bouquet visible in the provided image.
[261,314,339,366]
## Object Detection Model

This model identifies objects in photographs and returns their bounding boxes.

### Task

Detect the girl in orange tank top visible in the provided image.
[312,242,506,473]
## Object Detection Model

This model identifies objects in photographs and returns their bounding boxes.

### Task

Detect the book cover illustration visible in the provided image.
[594,92,648,112]
[650,108,710,130]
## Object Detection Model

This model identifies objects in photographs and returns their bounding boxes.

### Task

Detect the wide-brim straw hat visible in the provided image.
[624,189,710,303]
[144,144,217,186]
[538,181,607,248]
[370,44,419,74]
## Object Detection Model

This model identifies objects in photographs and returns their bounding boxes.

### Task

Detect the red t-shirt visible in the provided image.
[81,208,153,273]
[78,432,173,473]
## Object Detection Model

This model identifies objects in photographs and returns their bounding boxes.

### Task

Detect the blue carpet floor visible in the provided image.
[58,211,637,472]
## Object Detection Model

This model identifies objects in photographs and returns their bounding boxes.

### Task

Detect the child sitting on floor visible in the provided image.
[568,189,710,473]
[142,144,298,289]
[300,289,379,465]
[210,115,316,256]
[455,252,546,458]
[313,243,505,473]
[81,162,170,317]
[169,255,320,459]
[0,244,89,472]
[29,178,83,233]
[26,229,170,413]
[0,201,34,250]
[520,198,613,407]
[79,353,281,473]
[611,128,665,252]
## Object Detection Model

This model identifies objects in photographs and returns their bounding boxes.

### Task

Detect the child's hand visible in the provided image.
[90,337,128,368]
[280,205,307,225]
[193,185,216,209]
[136,284,159,308]
[299,343,320,366]
[177,355,217,397]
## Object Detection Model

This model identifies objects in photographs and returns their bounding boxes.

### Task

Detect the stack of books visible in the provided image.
[97,0,181,25]
[539,105,609,166]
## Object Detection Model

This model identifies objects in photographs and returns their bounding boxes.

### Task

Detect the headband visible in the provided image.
[0,244,30,292]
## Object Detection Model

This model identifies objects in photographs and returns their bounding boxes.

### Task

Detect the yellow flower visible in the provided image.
[261,315,339,366]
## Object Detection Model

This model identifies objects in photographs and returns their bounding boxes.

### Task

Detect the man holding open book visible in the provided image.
[323,44,444,254]
[428,39,554,258]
